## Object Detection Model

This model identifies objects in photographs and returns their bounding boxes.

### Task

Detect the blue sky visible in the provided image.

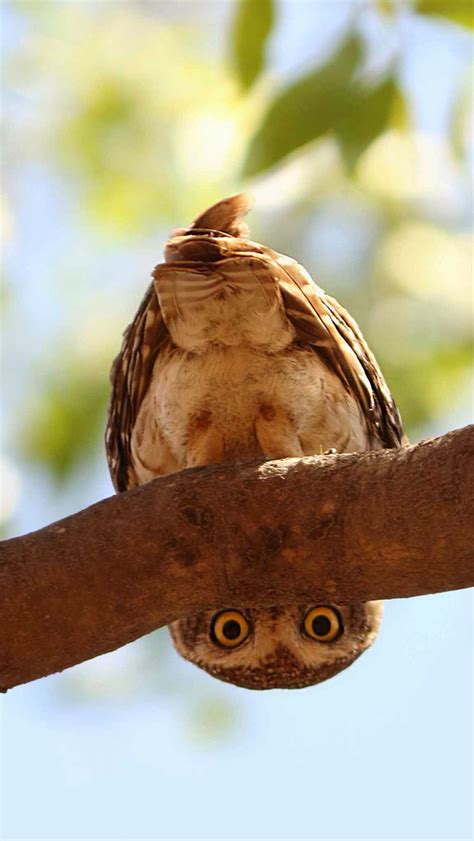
[2,589,472,839]
[1,3,472,839]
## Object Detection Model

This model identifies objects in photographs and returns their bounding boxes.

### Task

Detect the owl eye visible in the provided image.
[303,607,342,642]
[211,610,250,648]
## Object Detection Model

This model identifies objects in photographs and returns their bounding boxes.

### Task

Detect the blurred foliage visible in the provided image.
[9,2,243,234]
[414,0,474,29]
[187,698,239,743]
[2,0,472,492]
[21,363,108,482]
[450,69,473,159]
[243,33,402,176]
[231,0,275,90]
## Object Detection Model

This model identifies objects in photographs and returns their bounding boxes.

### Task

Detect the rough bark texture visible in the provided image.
[1,425,473,692]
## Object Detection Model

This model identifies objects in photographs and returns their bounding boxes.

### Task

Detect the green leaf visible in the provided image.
[336,76,401,172]
[230,0,276,91]
[243,34,363,177]
[415,0,474,30]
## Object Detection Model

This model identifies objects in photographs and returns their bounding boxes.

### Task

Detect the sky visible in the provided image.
[2,589,472,839]
[1,2,473,840]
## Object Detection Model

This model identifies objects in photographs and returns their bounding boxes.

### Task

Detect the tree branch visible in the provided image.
[1,425,473,692]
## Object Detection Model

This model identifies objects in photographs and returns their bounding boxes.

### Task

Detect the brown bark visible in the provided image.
[1,425,473,692]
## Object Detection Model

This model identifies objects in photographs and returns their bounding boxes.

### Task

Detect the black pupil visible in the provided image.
[312,615,332,636]
[223,620,242,640]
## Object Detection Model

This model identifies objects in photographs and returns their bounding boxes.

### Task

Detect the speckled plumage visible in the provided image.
[106,194,405,690]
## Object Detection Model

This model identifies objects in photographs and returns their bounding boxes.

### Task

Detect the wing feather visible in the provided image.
[105,281,170,491]
[274,253,405,449]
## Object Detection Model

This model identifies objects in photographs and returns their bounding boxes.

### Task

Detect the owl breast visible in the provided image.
[130,279,369,483]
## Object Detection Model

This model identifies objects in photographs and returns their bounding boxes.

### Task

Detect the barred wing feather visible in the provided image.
[105,282,169,492]
[275,253,405,449]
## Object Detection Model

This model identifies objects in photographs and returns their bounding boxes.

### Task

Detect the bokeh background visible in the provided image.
[1,1,473,839]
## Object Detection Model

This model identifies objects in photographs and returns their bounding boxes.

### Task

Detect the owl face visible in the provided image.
[169,601,383,690]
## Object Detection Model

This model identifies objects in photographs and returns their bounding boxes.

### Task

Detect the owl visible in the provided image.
[106,194,405,690]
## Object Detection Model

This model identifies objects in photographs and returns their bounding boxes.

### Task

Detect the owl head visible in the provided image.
[169,601,383,690]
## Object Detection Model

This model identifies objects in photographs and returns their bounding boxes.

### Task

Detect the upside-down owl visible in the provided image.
[106,194,405,690]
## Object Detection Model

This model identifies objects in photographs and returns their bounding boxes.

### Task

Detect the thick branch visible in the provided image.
[1,426,473,691]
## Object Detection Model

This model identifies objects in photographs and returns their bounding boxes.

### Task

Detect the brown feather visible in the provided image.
[274,255,405,448]
[106,195,405,494]
[177,193,254,239]
[105,281,170,491]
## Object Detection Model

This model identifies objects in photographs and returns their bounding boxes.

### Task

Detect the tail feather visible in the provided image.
[190,193,254,238]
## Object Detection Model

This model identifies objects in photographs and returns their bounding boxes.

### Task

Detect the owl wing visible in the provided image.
[105,195,254,493]
[274,253,406,449]
[105,281,170,492]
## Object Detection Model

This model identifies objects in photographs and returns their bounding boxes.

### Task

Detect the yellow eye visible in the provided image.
[211,610,250,648]
[303,607,342,642]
